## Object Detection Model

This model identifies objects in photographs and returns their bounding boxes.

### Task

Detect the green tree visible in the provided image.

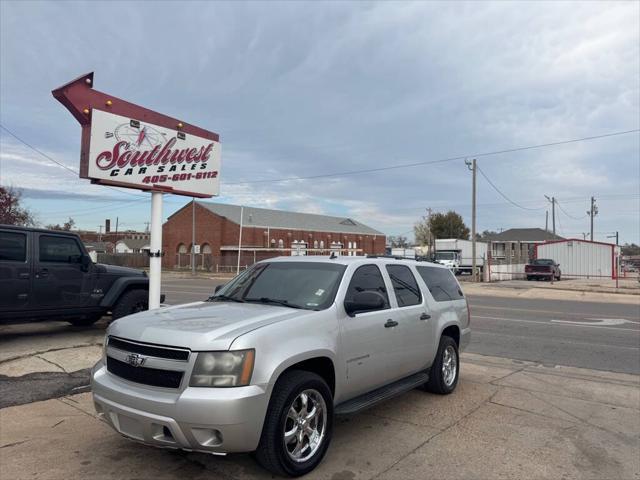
[0,186,36,226]
[425,211,470,240]
[621,243,640,256]
[388,235,409,248]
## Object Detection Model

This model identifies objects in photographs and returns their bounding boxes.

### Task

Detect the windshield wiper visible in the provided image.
[245,297,306,310]
[208,294,245,303]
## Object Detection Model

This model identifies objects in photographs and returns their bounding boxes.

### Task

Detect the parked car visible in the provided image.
[525,258,561,281]
[92,256,470,476]
[0,225,161,325]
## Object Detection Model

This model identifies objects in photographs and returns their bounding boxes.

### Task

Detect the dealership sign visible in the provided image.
[52,72,220,198]
[89,110,220,197]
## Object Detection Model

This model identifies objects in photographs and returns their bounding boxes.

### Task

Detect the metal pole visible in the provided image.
[471,159,477,282]
[149,192,163,309]
[590,196,595,241]
[552,197,555,236]
[191,199,195,275]
[237,206,244,274]
[545,211,548,232]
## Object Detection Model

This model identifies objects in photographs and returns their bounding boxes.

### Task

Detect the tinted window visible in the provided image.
[416,266,464,302]
[344,264,390,310]
[39,236,82,263]
[0,231,27,262]
[533,259,554,266]
[213,261,346,310]
[386,265,421,307]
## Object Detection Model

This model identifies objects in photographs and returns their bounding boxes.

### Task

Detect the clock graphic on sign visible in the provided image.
[107,120,167,150]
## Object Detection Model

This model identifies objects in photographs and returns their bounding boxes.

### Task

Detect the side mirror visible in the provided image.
[81,254,92,271]
[344,291,385,316]
[214,284,224,293]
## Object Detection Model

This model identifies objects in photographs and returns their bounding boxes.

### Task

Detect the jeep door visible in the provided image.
[384,264,435,373]
[32,233,92,310]
[0,229,31,314]
[339,264,406,398]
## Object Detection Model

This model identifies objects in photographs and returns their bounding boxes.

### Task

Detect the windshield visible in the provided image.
[210,261,346,311]
[435,252,456,261]
[532,259,554,266]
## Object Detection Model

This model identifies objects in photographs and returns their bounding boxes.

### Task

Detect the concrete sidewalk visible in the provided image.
[2,353,638,480]
[463,281,640,305]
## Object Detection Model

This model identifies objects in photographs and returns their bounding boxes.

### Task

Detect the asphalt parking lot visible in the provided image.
[1,276,639,479]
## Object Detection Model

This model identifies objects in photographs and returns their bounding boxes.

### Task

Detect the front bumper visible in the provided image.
[91,360,269,454]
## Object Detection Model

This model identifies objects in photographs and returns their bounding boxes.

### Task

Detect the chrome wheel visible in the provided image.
[442,345,457,387]
[283,389,327,463]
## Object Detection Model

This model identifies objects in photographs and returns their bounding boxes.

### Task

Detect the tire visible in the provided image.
[111,289,149,320]
[67,314,103,327]
[254,370,333,477]
[424,336,459,395]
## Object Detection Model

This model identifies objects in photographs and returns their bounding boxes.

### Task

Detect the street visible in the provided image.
[161,276,640,375]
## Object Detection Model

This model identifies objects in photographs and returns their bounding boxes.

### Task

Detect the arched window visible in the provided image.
[177,243,187,254]
[313,240,318,249]
[320,240,324,249]
[352,241,357,256]
[201,243,212,254]
[278,239,284,249]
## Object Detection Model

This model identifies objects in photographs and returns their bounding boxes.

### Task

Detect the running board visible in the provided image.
[334,372,429,415]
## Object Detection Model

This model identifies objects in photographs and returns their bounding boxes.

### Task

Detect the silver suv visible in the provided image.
[92,256,470,476]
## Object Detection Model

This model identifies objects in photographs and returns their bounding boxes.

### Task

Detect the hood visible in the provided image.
[96,263,146,276]
[107,301,313,351]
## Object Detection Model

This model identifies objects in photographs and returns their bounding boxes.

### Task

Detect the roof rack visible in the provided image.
[365,254,438,263]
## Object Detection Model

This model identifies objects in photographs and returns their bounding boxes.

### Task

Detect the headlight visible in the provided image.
[189,350,255,387]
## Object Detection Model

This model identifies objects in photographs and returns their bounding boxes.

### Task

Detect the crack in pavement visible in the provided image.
[35,354,68,373]
[0,439,29,449]
[0,342,103,365]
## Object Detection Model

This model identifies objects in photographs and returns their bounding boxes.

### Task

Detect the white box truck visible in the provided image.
[435,239,487,275]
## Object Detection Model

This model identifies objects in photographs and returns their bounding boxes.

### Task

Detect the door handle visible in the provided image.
[18,272,30,279]
[384,319,398,328]
[37,269,49,278]
[420,313,431,321]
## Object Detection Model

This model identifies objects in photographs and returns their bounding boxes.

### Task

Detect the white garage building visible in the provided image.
[536,239,620,279]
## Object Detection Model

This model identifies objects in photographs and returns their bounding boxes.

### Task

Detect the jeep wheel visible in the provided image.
[424,335,459,395]
[112,289,148,320]
[254,370,333,477]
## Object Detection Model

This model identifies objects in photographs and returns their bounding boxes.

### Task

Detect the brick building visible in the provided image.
[162,201,386,270]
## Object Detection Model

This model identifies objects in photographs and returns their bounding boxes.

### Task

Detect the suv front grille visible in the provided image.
[106,357,183,388]
[106,336,190,389]
[108,337,190,361]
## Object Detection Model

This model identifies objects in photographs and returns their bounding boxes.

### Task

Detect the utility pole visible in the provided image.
[545,211,548,232]
[97,225,103,242]
[544,196,556,235]
[588,197,598,241]
[191,199,196,275]
[237,206,244,274]
[466,159,477,282]
[426,207,433,257]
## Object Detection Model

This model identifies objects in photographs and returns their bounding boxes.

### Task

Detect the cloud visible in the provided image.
[0,0,638,242]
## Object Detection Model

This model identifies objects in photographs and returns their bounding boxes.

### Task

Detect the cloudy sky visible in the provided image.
[1,1,638,243]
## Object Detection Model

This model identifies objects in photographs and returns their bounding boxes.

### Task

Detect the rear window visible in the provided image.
[532,259,554,266]
[0,231,27,262]
[386,265,421,307]
[416,266,464,302]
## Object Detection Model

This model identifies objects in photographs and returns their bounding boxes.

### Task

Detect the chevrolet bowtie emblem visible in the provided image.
[125,353,146,367]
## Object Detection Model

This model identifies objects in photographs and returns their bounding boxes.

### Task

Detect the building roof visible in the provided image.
[83,241,112,251]
[486,228,564,242]
[193,202,385,236]
[115,238,150,249]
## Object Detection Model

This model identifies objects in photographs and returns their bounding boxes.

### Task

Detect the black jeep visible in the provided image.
[0,225,161,326]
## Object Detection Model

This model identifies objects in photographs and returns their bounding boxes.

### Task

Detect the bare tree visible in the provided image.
[0,186,36,226]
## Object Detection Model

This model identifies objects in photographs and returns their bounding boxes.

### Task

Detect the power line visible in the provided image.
[477,166,545,211]
[223,129,639,186]
[0,124,145,198]
[555,199,588,220]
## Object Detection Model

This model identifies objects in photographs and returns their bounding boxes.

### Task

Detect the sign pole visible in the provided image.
[149,191,163,309]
